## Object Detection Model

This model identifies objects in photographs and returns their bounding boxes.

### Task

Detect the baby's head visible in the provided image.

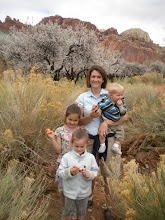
[71,127,89,155]
[107,83,124,103]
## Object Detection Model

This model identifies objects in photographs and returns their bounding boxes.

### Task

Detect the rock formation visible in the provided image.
[39,15,98,32]
[121,28,151,43]
[0,16,26,31]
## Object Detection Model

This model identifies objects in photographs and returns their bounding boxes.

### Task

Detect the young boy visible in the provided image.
[98,83,127,155]
[57,127,99,220]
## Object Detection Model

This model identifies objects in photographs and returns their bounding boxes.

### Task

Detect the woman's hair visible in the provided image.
[65,104,81,119]
[86,65,107,88]
[108,83,124,94]
[71,127,89,143]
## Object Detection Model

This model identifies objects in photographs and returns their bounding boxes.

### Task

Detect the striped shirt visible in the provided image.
[98,95,127,122]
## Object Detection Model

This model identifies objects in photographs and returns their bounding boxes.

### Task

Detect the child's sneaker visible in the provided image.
[111,144,122,155]
[71,212,77,220]
[98,143,106,153]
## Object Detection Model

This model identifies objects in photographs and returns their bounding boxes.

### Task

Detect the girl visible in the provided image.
[57,127,99,220]
[46,104,81,206]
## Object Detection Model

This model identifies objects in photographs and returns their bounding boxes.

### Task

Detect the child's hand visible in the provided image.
[117,100,123,107]
[71,166,79,176]
[46,128,51,134]
[46,128,54,139]
[82,171,90,178]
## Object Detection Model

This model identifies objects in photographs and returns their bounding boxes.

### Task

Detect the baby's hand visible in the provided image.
[82,171,90,178]
[71,166,79,175]
[117,100,123,106]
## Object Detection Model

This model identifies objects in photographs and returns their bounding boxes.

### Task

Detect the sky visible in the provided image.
[0,0,165,46]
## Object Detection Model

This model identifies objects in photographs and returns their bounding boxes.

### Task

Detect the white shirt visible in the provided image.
[57,149,99,200]
[76,89,108,136]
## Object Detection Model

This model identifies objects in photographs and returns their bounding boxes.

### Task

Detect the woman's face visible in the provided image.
[90,70,104,89]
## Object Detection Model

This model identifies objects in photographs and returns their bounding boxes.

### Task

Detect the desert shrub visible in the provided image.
[107,155,165,220]
[0,67,85,167]
[124,84,165,149]
[127,73,164,84]
[0,159,49,219]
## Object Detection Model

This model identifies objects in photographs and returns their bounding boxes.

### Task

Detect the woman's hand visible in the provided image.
[98,121,108,138]
[90,105,101,118]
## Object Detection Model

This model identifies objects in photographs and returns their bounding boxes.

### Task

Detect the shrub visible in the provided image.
[0,159,49,219]
[123,84,165,150]
[127,73,164,84]
[0,68,85,168]
[107,155,165,220]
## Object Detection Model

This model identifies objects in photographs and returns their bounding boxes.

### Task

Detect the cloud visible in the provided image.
[0,0,164,46]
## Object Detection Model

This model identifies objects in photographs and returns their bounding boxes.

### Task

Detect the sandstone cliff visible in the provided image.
[0,16,26,31]
[0,15,164,64]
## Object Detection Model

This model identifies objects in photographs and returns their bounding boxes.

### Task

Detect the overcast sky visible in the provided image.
[0,0,165,46]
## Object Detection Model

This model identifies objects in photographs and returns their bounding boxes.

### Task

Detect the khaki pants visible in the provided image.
[88,136,121,178]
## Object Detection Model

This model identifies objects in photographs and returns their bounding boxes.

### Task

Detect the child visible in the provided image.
[46,104,81,207]
[97,83,127,155]
[57,127,99,220]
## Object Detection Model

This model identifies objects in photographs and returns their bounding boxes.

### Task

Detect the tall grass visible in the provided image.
[105,155,165,220]
[123,83,165,152]
[0,159,49,219]
[128,73,164,85]
[0,68,85,167]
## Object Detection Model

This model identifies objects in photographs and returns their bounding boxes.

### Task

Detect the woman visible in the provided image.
[75,65,127,219]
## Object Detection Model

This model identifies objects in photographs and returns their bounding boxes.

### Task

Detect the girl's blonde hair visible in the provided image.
[108,83,124,94]
[71,127,89,143]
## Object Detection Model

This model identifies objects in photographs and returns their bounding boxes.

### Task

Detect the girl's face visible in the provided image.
[90,70,104,89]
[72,138,88,155]
[65,113,79,129]
[109,91,124,103]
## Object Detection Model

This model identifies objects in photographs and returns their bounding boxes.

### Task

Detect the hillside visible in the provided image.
[0,15,165,64]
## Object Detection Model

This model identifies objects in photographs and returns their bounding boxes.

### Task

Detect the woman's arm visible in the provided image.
[107,114,127,126]
[98,115,127,138]
[78,105,101,126]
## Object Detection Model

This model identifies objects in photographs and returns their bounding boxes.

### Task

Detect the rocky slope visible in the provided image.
[0,15,165,64]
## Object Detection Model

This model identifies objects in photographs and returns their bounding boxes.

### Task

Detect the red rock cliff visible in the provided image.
[0,16,26,31]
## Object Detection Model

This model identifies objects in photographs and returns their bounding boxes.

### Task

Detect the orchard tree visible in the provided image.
[0,21,124,82]
[0,23,74,79]
[122,62,147,77]
[149,60,165,76]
